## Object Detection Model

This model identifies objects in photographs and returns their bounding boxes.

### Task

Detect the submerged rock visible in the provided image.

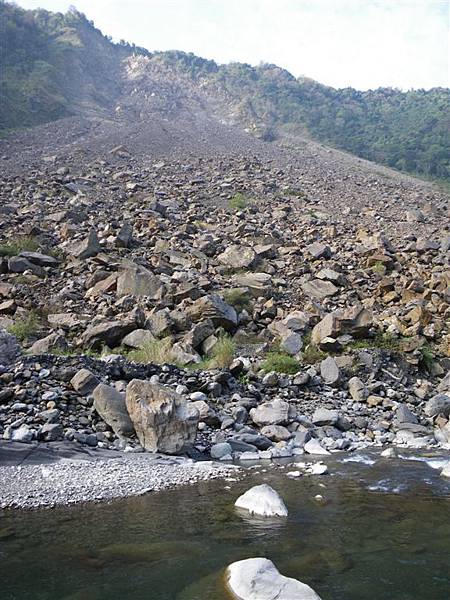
[226,557,322,599]
[234,484,288,517]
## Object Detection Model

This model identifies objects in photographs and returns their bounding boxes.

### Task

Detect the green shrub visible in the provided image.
[349,332,403,353]
[229,193,250,211]
[371,261,387,276]
[7,311,40,341]
[0,235,40,257]
[419,344,435,372]
[223,288,252,311]
[301,344,327,364]
[209,334,235,368]
[260,351,301,374]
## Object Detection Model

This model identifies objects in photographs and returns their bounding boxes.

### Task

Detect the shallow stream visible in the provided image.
[1,451,449,599]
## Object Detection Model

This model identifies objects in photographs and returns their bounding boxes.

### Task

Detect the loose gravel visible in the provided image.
[0,455,239,509]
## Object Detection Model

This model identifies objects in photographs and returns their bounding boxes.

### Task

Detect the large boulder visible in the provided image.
[117,262,164,299]
[226,558,321,600]
[186,295,237,331]
[125,380,199,454]
[67,229,101,259]
[0,329,21,365]
[218,245,256,269]
[232,272,272,297]
[424,394,450,418]
[250,399,289,426]
[312,305,372,345]
[93,384,134,437]
[235,484,288,517]
[81,319,137,350]
[302,279,338,300]
[320,356,340,386]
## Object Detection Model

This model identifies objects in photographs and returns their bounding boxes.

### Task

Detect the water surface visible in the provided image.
[1,452,449,599]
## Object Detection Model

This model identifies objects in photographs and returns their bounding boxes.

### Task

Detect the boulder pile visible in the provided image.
[0,114,449,458]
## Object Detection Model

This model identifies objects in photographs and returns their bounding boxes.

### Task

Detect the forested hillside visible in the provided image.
[1,1,449,182]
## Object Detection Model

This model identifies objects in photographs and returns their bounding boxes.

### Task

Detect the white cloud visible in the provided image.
[15,0,450,89]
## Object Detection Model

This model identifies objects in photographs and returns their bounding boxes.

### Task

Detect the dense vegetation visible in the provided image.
[1,1,449,182]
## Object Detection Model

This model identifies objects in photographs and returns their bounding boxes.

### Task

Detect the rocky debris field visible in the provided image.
[0,114,449,470]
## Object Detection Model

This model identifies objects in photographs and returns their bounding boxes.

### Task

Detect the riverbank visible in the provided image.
[0,441,237,509]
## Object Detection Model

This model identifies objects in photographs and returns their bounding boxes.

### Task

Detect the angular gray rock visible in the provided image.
[302,279,338,299]
[70,368,99,395]
[81,320,136,349]
[121,329,156,349]
[312,408,339,426]
[68,229,101,259]
[0,329,21,365]
[320,356,340,386]
[117,262,164,299]
[187,294,237,331]
[125,380,199,454]
[348,376,367,401]
[424,394,450,418]
[93,383,134,437]
[19,251,59,268]
[250,399,289,426]
[218,245,256,269]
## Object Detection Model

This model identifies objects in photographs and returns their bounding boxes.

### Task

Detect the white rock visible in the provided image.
[235,484,288,517]
[304,438,330,455]
[239,451,261,461]
[381,447,396,458]
[11,425,33,443]
[440,462,450,478]
[226,557,322,600]
[287,470,302,478]
[309,463,328,475]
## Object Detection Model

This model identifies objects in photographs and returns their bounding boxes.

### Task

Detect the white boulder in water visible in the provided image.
[304,438,330,455]
[381,447,396,458]
[234,484,288,517]
[226,557,322,600]
[309,463,328,475]
[440,462,450,478]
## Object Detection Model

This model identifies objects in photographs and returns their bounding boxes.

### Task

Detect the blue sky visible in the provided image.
[16,0,449,90]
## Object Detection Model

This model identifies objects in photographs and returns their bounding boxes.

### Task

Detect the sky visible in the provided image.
[15,0,450,90]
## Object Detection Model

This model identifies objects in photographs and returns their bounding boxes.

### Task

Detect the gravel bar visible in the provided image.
[0,454,238,509]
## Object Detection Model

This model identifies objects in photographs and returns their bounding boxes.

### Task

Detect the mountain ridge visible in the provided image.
[0,1,449,183]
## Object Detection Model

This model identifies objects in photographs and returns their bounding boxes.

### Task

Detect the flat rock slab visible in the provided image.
[0,440,121,467]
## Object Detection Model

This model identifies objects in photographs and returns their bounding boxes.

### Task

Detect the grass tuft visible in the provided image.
[128,338,175,365]
[260,351,301,374]
[0,236,40,257]
[223,288,252,311]
[419,344,435,372]
[7,311,40,341]
[229,192,250,211]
